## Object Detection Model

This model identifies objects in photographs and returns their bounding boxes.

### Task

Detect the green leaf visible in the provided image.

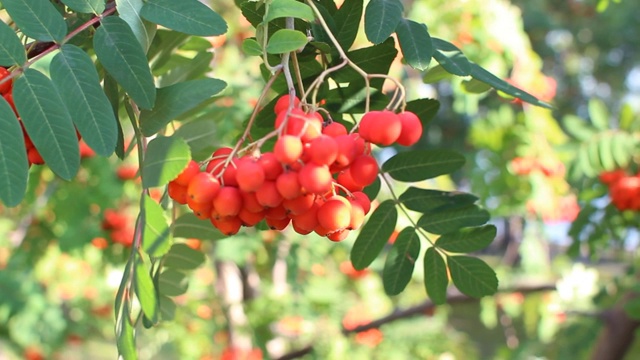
[333,0,363,50]
[2,0,67,42]
[422,64,453,83]
[140,0,227,36]
[266,29,308,54]
[423,247,448,304]
[399,187,478,213]
[242,38,263,56]
[0,97,28,207]
[382,149,465,182]
[174,119,219,157]
[436,225,496,253]
[350,200,397,270]
[14,69,79,180]
[362,176,381,200]
[418,205,490,235]
[135,258,158,324]
[562,114,595,142]
[143,195,172,257]
[116,0,156,52]
[50,44,117,157]
[598,134,615,171]
[94,16,156,109]
[158,269,189,296]
[461,78,492,94]
[265,0,315,22]
[142,136,191,188]
[624,298,640,320]
[405,98,440,127]
[364,0,403,44]
[588,98,609,131]
[469,63,551,108]
[331,38,397,84]
[395,19,432,71]
[383,227,420,295]
[115,303,137,360]
[139,78,227,136]
[60,0,105,14]
[173,213,226,241]
[163,243,206,270]
[611,133,633,169]
[448,255,498,298]
[159,295,176,321]
[431,38,471,76]
[0,21,27,66]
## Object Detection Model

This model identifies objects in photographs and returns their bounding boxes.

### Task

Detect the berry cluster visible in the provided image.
[600,169,640,211]
[510,156,565,177]
[168,96,423,240]
[99,209,134,247]
[0,67,94,167]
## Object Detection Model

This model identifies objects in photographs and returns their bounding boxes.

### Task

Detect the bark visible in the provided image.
[591,292,640,360]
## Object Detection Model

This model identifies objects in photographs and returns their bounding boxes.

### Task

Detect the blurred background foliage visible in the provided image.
[1,0,639,359]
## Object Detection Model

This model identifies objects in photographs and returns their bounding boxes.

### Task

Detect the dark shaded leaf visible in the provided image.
[418,205,490,235]
[383,227,420,295]
[395,18,432,71]
[0,97,28,206]
[364,0,403,44]
[448,255,498,298]
[399,187,478,213]
[351,200,397,270]
[382,149,465,182]
[0,21,27,66]
[431,38,470,76]
[436,225,496,253]
[142,136,191,188]
[3,0,67,42]
[424,247,448,304]
[140,0,227,36]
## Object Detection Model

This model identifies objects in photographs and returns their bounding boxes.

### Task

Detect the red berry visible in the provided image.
[396,111,423,146]
[187,172,221,204]
[175,160,201,186]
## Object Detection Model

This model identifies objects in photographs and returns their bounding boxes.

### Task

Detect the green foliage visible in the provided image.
[140,0,227,36]
[423,247,448,304]
[3,0,67,42]
[351,199,397,270]
[447,256,498,298]
[395,19,432,71]
[141,136,190,188]
[383,227,421,295]
[382,149,465,182]
[266,29,309,54]
[364,0,403,45]
[0,98,27,207]
[0,21,27,66]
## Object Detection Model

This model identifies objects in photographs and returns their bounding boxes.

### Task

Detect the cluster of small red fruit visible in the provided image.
[599,169,640,211]
[510,156,565,177]
[167,95,423,240]
[0,67,94,167]
[97,209,134,247]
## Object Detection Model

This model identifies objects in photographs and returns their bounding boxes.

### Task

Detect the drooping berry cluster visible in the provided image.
[510,156,565,178]
[100,209,134,247]
[0,67,95,167]
[600,169,640,211]
[167,96,423,240]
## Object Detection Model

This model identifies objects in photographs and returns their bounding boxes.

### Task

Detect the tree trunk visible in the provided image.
[591,292,640,360]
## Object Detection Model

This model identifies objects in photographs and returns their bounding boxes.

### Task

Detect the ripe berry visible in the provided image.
[276,171,303,199]
[327,229,350,242]
[235,158,266,192]
[282,193,315,215]
[291,203,319,233]
[274,95,300,115]
[211,216,242,236]
[0,67,12,95]
[188,197,213,220]
[187,172,221,204]
[349,155,378,187]
[274,135,303,165]
[298,163,333,194]
[317,197,351,232]
[337,170,364,193]
[238,208,265,227]
[266,216,291,230]
[265,204,288,220]
[359,110,401,146]
[255,181,283,208]
[322,122,347,137]
[241,190,264,213]
[213,186,243,217]
[168,181,188,204]
[332,134,358,170]
[307,135,338,166]
[27,148,44,165]
[174,160,201,186]
[258,152,284,180]
[351,191,372,214]
[396,111,423,146]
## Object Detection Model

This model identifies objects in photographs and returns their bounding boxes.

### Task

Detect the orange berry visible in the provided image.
[235,158,265,192]
[266,216,291,230]
[274,135,303,165]
[351,191,372,214]
[298,163,333,194]
[255,181,283,208]
[290,203,319,233]
[316,197,351,232]
[238,207,265,226]
[307,134,338,165]
[359,110,401,146]
[332,134,358,170]
[174,160,200,186]
[187,172,221,204]
[396,111,423,146]
[213,186,243,217]
[337,170,364,193]
[168,181,188,204]
[274,95,300,115]
[327,229,350,242]
[276,171,303,199]
[282,193,316,215]
[27,148,44,165]
[347,197,366,230]
[258,152,284,180]
[265,204,288,220]
[187,196,213,220]
[91,237,109,249]
[322,122,347,137]
[241,190,264,213]
[211,216,242,236]
[349,155,378,187]
[0,67,12,95]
